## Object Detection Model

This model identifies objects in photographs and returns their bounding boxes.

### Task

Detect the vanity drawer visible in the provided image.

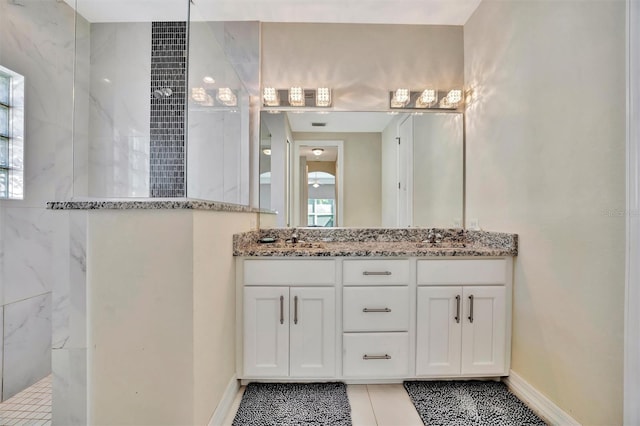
[417,259,507,285]
[343,259,410,286]
[244,259,336,285]
[343,287,409,332]
[343,332,409,377]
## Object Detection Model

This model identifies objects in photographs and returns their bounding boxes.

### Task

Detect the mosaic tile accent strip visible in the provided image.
[150,21,187,197]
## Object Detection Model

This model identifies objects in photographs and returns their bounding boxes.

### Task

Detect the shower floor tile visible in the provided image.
[0,375,52,426]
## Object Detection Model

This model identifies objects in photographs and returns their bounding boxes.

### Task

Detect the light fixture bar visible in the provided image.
[262,87,333,108]
[389,89,464,110]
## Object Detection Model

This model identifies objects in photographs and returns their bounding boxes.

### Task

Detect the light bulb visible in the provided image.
[263,87,279,107]
[316,88,331,107]
[289,87,305,107]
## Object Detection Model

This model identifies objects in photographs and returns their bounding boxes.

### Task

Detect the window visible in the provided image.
[308,199,335,227]
[0,66,24,199]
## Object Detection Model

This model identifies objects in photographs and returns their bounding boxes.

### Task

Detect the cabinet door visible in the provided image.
[289,287,336,377]
[244,287,289,377]
[416,286,462,376]
[461,286,507,375]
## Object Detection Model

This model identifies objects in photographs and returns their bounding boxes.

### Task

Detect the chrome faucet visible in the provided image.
[290,230,299,244]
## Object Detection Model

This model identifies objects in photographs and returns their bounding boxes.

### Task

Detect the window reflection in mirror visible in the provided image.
[259,111,463,229]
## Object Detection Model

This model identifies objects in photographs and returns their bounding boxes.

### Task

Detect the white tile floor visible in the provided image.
[223,383,424,426]
[0,376,52,426]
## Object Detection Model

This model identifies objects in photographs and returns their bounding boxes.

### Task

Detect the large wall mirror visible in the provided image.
[259,110,463,228]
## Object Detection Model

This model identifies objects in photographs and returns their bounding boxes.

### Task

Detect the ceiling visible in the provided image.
[287,111,396,133]
[64,0,481,24]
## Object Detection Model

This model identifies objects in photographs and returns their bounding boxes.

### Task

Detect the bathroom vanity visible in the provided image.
[234,228,517,383]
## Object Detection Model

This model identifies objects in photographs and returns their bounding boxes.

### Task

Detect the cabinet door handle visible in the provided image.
[468,295,474,323]
[455,295,461,323]
[279,295,284,325]
[363,308,392,313]
[363,354,391,360]
[294,295,298,325]
[362,271,392,276]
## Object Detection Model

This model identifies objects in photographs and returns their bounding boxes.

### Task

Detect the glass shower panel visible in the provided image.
[72,0,189,198]
[186,6,259,204]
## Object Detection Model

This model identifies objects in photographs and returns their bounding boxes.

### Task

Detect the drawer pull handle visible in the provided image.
[279,295,284,325]
[363,354,392,360]
[363,271,392,276]
[455,295,461,323]
[468,294,474,323]
[363,308,392,313]
[294,295,299,325]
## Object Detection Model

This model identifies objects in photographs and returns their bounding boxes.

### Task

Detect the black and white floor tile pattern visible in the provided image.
[404,381,547,426]
[232,382,352,426]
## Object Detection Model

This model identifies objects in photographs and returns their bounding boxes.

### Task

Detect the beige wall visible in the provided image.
[295,132,382,227]
[464,1,626,424]
[193,211,257,425]
[88,210,256,425]
[262,23,463,111]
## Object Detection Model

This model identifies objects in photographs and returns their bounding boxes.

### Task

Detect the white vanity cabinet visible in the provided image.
[415,259,511,377]
[238,256,513,382]
[242,260,336,378]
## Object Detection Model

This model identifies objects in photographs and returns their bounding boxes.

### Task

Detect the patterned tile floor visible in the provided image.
[0,376,52,426]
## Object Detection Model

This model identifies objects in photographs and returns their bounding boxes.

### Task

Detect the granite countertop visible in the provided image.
[46,199,270,213]
[233,228,518,257]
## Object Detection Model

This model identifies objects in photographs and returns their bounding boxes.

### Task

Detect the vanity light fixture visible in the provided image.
[263,87,280,107]
[217,87,237,107]
[389,88,464,110]
[289,87,305,107]
[312,148,324,156]
[262,87,333,108]
[316,88,332,107]
[262,148,272,156]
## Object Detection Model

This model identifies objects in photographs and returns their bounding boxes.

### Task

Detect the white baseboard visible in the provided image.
[503,371,581,426]
[208,375,240,426]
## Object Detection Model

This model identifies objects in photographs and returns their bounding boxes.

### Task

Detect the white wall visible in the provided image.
[261,113,293,227]
[412,113,463,227]
[261,23,463,111]
[381,115,400,226]
[464,1,626,423]
[0,0,76,401]
[294,132,381,227]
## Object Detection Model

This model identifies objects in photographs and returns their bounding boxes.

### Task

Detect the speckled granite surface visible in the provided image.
[47,199,266,213]
[233,228,518,257]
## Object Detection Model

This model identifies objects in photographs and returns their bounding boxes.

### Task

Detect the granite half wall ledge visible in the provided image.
[46,199,274,213]
[233,228,518,257]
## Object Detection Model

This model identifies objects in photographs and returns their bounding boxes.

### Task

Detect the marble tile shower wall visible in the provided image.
[85,23,151,198]
[150,22,187,197]
[0,0,75,402]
